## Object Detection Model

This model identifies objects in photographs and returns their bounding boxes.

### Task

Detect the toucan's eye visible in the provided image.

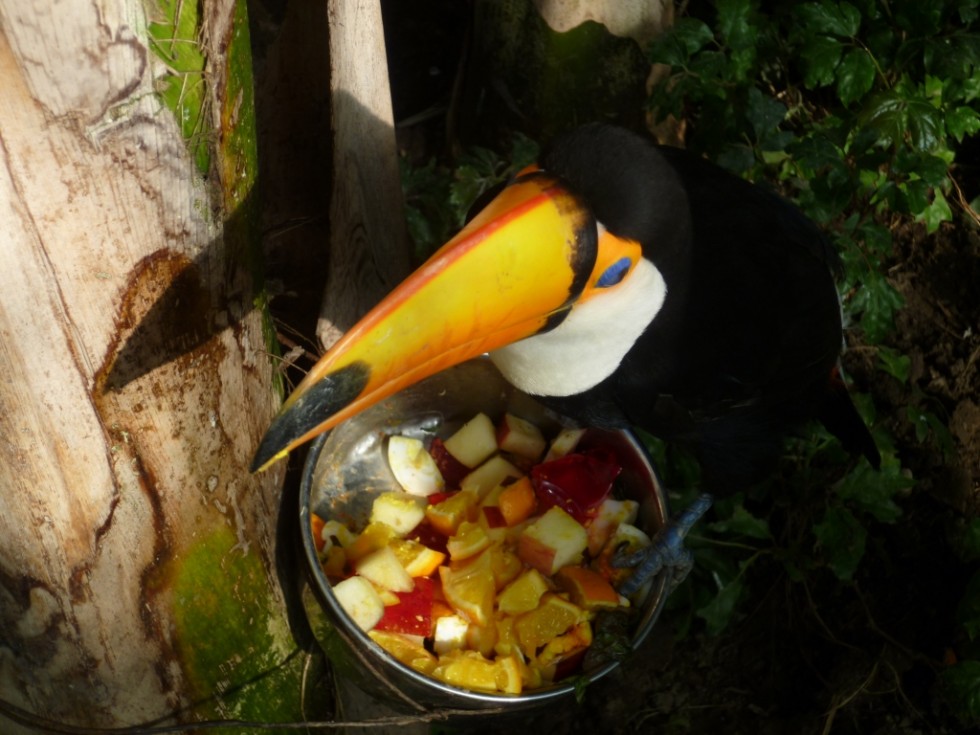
[596,257,632,288]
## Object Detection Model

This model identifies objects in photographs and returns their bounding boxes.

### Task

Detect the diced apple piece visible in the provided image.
[332,576,385,632]
[369,630,438,675]
[514,593,584,657]
[375,577,434,636]
[544,427,586,461]
[428,437,470,487]
[446,520,491,561]
[594,522,652,589]
[353,546,414,593]
[439,549,495,626]
[320,519,356,550]
[389,537,446,577]
[433,613,470,655]
[497,568,550,615]
[425,490,477,536]
[496,413,547,460]
[460,455,522,500]
[370,491,428,536]
[386,436,445,497]
[585,497,639,555]
[443,412,498,468]
[555,565,623,611]
[518,506,589,576]
[497,476,538,526]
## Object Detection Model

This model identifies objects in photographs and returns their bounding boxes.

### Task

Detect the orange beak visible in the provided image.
[251,171,640,472]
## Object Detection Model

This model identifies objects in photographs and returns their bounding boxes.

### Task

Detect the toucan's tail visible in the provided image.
[818,365,881,469]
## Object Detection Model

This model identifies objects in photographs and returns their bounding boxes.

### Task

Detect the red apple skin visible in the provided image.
[517,533,560,576]
[428,438,470,488]
[481,506,507,529]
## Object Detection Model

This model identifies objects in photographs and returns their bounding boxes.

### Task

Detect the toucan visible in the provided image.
[252,123,880,589]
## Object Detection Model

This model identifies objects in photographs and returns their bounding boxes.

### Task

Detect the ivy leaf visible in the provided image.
[696,576,745,635]
[795,1,861,37]
[814,506,866,580]
[947,106,980,141]
[801,35,843,87]
[837,48,876,105]
[716,0,756,51]
[650,17,714,66]
[846,269,904,343]
[877,345,911,383]
[907,97,945,151]
[746,88,787,145]
[943,661,980,724]
[835,455,910,523]
[920,189,953,233]
[708,503,771,540]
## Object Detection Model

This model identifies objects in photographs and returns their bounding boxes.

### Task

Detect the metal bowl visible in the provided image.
[299,358,669,713]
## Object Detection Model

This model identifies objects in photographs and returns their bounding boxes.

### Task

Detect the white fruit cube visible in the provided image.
[460,455,522,500]
[332,576,385,632]
[387,435,445,497]
[432,614,470,655]
[443,412,498,468]
[370,491,428,537]
[353,546,414,593]
[518,506,589,576]
[496,413,547,460]
[544,427,586,461]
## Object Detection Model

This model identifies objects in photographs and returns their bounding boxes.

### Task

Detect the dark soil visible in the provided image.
[248,2,980,733]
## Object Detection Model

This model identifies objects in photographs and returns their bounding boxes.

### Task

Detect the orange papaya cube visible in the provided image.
[311,513,326,551]
[439,548,496,626]
[497,568,551,615]
[425,490,477,536]
[514,593,584,658]
[345,522,397,563]
[498,476,538,526]
[555,565,624,611]
[446,520,491,561]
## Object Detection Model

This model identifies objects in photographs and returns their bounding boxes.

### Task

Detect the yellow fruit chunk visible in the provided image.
[345,522,397,563]
[555,565,624,611]
[332,576,385,632]
[495,654,524,694]
[518,506,588,575]
[466,622,498,659]
[389,538,446,577]
[497,568,550,615]
[535,621,593,667]
[369,630,438,675]
[425,491,477,536]
[439,549,495,626]
[353,546,414,593]
[446,520,491,561]
[514,593,584,657]
[432,650,499,692]
[494,615,520,658]
[444,413,498,468]
[320,545,346,578]
[497,476,538,526]
[488,543,523,590]
[461,455,522,500]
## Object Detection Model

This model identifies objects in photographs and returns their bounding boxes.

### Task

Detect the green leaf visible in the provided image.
[716,0,756,51]
[814,505,866,580]
[907,97,945,151]
[920,189,953,233]
[708,503,771,540]
[834,455,910,523]
[877,345,911,383]
[943,660,980,725]
[746,87,787,142]
[947,106,980,141]
[956,518,980,562]
[846,270,904,343]
[696,577,745,635]
[801,35,844,88]
[796,1,862,38]
[958,571,980,642]
[837,48,876,105]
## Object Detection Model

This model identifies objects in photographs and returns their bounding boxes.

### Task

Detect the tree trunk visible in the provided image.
[0,0,307,730]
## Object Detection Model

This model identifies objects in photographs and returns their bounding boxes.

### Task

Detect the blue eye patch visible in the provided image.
[596,257,632,288]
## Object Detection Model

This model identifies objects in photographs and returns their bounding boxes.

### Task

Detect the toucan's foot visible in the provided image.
[614,493,713,596]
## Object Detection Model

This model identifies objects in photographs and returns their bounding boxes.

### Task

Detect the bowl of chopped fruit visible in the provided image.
[298,357,669,711]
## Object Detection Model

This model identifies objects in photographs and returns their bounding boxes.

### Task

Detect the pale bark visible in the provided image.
[0,0,287,730]
[317,0,411,349]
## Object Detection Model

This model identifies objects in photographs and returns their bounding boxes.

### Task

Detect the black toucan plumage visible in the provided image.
[527,124,880,490]
[251,124,880,590]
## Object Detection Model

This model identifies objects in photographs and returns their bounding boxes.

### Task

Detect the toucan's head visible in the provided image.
[251,124,671,472]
